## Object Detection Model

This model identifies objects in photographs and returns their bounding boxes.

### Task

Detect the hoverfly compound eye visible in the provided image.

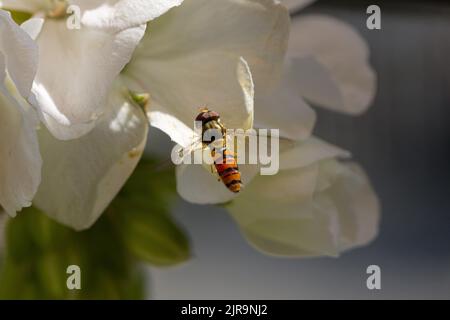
[195,111,208,122]
[195,110,220,125]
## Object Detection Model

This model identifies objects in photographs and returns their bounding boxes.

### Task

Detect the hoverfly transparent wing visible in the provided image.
[153,132,204,172]
[177,135,205,163]
[154,142,204,172]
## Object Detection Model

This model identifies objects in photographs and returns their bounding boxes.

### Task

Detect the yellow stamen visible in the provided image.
[129,91,151,113]
[46,0,69,19]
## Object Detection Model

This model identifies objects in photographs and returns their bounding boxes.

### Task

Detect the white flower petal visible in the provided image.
[0,82,42,217]
[124,0,289,142]
[0,0,44,12]
[280,136,350,170]
[281,0,316,11]
[148,110,196,149]
[288,15,376,115]
[255,60,316,141]
[0,10,41,217]
[33,87,148,230]
[76,0,184,31]
[31,80,98,140]
[176,135,348,206]
[230,164,320,223]
[228,164,341,257]
[320,161,380,250]
[176,163,259,205]
[20,17,44,40]
[0,10,38,99]
[2,0,184,26]
[146,57,254,147]
[228,159,380,257]
[2,0,184,27]
[32,19,145,139]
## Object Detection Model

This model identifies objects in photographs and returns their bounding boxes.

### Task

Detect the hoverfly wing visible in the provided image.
[178,137,204,163]
[154,134,204,172]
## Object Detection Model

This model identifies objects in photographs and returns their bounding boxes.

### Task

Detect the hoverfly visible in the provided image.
[192,108,243,193]
[167,107,279,191]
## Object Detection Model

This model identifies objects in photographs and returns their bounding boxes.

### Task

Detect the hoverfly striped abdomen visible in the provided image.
[213,147,242,193]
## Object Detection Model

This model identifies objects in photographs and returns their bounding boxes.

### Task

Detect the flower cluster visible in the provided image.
[0,0,379,258]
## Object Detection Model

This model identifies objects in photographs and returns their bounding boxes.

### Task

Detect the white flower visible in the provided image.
[121,0,291,204]
[119,0,289,205]
[122,0,290,148]
[278,0,377,114]
[175,1,377,201]
[2,0,184,140]
[1,0,379,251]
[1,0,184,230]
[172,1,380,256]
[32,83,149,230]
[1,0,290,230]
[286,14,377,115]
[0,10,42,216]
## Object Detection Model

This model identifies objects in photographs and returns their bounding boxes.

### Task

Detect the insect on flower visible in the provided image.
[192,107,243,193]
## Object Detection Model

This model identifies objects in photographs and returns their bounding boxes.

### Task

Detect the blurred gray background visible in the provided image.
[146,0,450,299]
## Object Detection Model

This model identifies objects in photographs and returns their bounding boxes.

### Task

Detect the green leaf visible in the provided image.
[111,158,190,266]
[0,207,145,299]
[0,157,189,299]
[116,202,190,266]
